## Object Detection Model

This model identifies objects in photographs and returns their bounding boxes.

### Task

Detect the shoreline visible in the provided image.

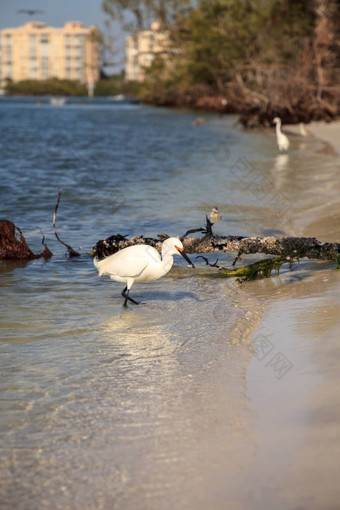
[302,120,340,156]
[240,119,340,507]
[2,93,339,128]
[285,119,340,156]
[288,120,340,241]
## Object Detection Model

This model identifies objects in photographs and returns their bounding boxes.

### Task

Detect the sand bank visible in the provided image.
[285,120,340,156]
[307,120,340,155]
[239,119,340,508]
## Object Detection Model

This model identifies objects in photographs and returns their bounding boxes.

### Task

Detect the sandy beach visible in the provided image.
[238,119,340,508]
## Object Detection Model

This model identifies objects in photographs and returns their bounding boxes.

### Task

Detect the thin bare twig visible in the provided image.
[195,256,220,267]
[180,227,205,240]
[53,189,80,257]
[39,228,53,258]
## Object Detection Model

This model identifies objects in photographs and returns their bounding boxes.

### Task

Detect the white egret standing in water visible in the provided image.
[273,117,290,153]
[299,122,312,137]
[93,237,194,306]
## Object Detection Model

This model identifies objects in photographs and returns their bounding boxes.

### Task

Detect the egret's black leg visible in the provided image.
[121,287,140,306]
[127,294,140,305]
[121,287,129,307]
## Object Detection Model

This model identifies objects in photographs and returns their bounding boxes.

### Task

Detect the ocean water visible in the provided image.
[0,97,337,509]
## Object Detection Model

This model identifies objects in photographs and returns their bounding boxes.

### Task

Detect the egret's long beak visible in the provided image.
[177,247,195,268]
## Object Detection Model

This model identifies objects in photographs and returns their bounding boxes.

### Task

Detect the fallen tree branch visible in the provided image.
[53,189,80,257]
[92,219,340,268]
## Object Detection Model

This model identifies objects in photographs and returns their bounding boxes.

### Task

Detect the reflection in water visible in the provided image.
[245,268,340,509]
[91,289,259,509]
[274,153,289,172]
[0,273,258,509]
[271,153,290,191]
[298,142,308,151]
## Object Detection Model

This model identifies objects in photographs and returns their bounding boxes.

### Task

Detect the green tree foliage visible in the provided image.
[95,76,142,96]
[168,0,315,91]
[4,77,141,97]
[5,78,87,96]
[139,0,340,122]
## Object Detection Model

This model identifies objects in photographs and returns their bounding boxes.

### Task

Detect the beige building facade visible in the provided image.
[125,21,170,82]
[0,21,99,87]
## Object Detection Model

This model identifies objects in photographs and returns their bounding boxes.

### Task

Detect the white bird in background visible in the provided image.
[209,207,222,224]
[299,122,311,137]
[273,117,290,153]
[93,237,194,306]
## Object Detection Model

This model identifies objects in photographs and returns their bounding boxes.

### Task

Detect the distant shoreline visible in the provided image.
[141,87,340,127]
[1,92,339,129]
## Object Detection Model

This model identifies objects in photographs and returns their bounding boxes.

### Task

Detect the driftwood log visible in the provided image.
[92,218,340,273]
[1,204,339,278]
[92,232,340,262]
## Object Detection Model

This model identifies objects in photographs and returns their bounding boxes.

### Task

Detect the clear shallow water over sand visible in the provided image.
[0,98,339,509]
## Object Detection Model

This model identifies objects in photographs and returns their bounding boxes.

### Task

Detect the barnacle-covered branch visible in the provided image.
[92,217,340,267]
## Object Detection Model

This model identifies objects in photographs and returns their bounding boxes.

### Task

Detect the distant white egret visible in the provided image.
[299,122,311,137]
[93,237,194,306]
[209,207,222,223]
[273,117,290,153]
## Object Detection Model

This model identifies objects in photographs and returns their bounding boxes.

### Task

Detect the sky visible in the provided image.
[0,0,125,71]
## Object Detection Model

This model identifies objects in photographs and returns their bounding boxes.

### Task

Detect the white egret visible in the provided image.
[93,237,194,306]
[273,117,290,153]
[209,207,222,224]
[299,122,311,137]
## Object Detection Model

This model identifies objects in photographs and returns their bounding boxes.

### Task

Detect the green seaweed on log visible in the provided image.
[216,256,290,281]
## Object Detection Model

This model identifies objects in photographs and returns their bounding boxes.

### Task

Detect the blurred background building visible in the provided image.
[125,21,170,82]
[0,21,99,88]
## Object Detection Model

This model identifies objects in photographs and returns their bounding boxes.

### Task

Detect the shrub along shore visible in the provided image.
[3,77,141,99]
[4,75,339,128]
[137,0,340,127]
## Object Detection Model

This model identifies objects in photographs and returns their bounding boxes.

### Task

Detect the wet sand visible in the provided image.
[286,120,340,156]
[239,121,340,508]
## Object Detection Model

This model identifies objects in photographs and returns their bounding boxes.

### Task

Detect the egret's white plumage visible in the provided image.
[273,117,290,153]
[209,207,222,224]
[93,237,194,306]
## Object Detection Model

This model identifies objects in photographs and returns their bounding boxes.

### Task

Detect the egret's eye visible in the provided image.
[176,246,183,252]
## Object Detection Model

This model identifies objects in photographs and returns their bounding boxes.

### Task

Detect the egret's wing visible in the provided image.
[104,250,149,278]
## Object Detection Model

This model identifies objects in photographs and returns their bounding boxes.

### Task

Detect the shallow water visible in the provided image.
[1,97,339,509]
